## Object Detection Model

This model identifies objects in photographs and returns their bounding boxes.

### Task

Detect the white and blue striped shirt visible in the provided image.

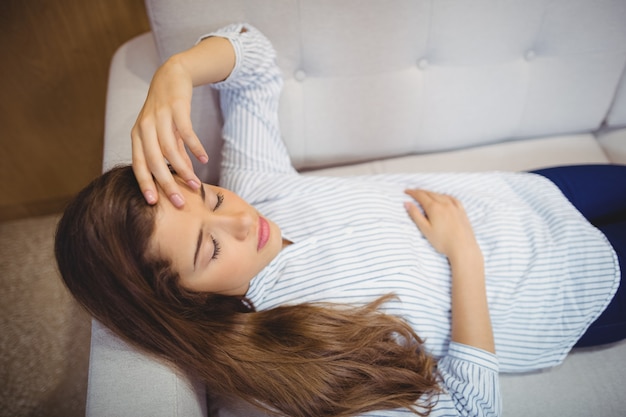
[209,24,620,417]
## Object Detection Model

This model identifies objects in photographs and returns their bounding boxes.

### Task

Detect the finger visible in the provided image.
[448,194,463,208]
[175,134,201,190]
[404,189,436,209]
[404,190,432,219]
[176,133,195,170]
[172,101,208,164]
[155,113,201,192]
[404,201,431,233]
[140,127,186,208]
[131,129,158,205]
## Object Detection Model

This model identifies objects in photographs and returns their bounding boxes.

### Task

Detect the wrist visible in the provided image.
[161,53,191,82]
[447,242,483,267]
[175,36,236,86]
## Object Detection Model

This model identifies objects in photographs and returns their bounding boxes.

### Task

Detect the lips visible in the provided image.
[257,216,270,251]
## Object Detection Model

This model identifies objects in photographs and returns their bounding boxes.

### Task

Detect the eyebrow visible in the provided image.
[193,186,207,270]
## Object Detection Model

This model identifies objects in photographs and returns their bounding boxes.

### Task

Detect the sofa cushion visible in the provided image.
[606,70,626,128]
[306,133,610,177]
[598,128,626,164]
[146,0,626,184]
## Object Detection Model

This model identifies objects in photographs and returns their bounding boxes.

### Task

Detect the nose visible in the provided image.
[212,210,255,241]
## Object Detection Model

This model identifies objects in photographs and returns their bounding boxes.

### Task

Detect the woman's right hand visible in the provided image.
[131,55,208,207]
[131,34,237,207]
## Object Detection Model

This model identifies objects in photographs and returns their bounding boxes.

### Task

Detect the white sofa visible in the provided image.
[95,1,626,416]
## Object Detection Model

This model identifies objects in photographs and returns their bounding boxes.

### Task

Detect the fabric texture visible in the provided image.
[207,24,620,417]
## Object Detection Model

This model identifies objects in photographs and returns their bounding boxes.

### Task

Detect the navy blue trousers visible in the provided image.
[531,164,626,347]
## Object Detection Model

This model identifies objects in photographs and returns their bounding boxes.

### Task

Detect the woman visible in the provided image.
[55,24,624,417]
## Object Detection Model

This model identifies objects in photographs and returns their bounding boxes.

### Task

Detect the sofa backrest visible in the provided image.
[145,0,626,183]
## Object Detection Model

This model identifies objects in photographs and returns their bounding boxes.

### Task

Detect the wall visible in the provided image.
[0,0,151,221]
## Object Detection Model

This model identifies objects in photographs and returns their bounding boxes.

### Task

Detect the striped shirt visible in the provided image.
[208,24,620,417]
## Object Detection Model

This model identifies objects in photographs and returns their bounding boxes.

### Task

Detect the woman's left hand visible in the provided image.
[404,189,479,260]
[405,189,494,353]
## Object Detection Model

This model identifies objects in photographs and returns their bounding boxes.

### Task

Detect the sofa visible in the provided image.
[95,0,626,416]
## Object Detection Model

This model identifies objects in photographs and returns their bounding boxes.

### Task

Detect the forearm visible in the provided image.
[449,246,495,353]
[404,189,495,353]
[167,35,236,87]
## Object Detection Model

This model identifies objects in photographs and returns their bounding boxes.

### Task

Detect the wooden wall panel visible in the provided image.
[0,0,150,221]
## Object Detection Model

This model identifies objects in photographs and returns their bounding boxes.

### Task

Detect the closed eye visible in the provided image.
[214,192,224,210]
[209,192,224,260]
[211,235,221,260]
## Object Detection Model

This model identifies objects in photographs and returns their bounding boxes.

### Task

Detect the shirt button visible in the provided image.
[294,69,307,81]
[345,227,354,236]
[417,58,429,70]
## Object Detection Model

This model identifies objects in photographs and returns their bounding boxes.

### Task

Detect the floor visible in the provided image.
[0,214,90,417]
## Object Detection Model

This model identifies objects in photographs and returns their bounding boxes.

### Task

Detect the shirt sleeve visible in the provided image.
[436,342,502,417]
[201,23,297,190]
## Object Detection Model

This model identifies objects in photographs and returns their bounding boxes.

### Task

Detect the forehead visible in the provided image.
[148,183,199,271]
[145,206,175,267]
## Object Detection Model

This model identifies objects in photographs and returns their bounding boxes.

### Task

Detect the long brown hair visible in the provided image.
[55,165,441,417]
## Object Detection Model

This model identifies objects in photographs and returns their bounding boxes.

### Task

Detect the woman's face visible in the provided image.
[149,179,284,296]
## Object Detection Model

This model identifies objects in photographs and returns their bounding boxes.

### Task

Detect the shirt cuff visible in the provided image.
[445,341,500,372]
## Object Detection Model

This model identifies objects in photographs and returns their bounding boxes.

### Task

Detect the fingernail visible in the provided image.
[171,193,185,208]
[199,155,209,164]
[144,191,157,204]
[187,179,200,190]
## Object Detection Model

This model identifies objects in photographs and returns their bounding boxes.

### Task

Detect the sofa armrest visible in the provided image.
[95,33,206,417]
[102,32,158,171]
[87,320,206,417]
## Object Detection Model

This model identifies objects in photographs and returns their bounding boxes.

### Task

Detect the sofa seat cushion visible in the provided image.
[305,133,610,177]
[598,128,626,164]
